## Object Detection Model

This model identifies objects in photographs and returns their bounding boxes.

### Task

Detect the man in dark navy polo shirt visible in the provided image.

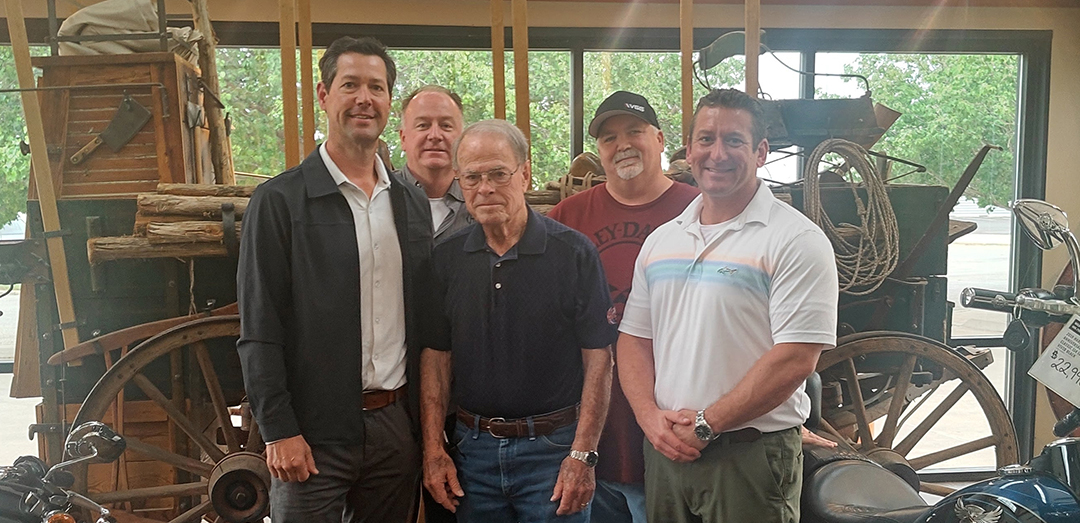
[420,119,617,523]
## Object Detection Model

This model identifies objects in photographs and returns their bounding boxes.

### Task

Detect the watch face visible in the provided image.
[585,451,599,467]
[695,424,712,441]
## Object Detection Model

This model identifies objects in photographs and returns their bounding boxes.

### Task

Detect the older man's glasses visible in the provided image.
[457,165,520,190]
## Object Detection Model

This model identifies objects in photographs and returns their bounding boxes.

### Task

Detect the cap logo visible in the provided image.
[625,103,645,112]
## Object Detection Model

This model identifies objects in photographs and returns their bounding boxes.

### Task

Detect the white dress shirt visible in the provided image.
[319,144,408,392]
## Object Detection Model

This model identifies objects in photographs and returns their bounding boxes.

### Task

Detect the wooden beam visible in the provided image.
[680,0,694,144]
[279,0,300,167]
[298,0,316,156]
[511,0,530,148]
[745,0,761,97]
[4,0,80,350]
[491,0,506,120]
[191,0,235,185]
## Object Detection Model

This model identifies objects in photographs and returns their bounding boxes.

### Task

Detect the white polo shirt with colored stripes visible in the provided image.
[619,181,839,433]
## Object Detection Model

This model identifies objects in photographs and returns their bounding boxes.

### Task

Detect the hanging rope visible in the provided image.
[803,138,899,296]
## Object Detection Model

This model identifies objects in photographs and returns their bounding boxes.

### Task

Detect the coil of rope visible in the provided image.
[803,138,899,296]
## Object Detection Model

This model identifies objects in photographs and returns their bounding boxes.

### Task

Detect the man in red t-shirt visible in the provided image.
[549,91,699,523]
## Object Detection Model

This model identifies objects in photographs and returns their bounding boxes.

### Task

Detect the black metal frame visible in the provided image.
[0,17,1053,465]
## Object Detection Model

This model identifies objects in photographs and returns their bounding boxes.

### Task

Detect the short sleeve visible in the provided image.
[574,241,619,349]
[617,237,654,339]
[769,229,839,347]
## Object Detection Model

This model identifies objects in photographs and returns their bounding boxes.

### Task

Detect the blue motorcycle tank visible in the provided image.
[922,472,1080,523]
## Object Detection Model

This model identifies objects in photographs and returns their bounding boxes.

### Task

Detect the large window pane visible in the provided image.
[818,52,1021,471]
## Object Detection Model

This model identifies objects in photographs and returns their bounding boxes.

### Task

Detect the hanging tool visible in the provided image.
[69,93,152,165]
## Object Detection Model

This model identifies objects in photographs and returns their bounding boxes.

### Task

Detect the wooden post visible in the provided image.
[680,0,694,144]
[279,0,301,167]
[4,0,81,349]
[298,0,316,156]
[191,0,236,185]
[745,0,761,97]
[491,0,506,120]
[511,0,529,147]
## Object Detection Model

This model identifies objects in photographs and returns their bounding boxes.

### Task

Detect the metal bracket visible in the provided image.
[222,203,238,258]
[28,422,69,440]
[41,229,71,239]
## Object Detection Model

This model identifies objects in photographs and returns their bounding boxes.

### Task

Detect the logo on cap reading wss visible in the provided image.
[625,103,645,112]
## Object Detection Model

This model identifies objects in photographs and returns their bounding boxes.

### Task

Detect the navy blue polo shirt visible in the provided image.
[426,208,618,418]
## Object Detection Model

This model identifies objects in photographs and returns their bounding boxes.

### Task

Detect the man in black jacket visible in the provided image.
[237,36,433,523]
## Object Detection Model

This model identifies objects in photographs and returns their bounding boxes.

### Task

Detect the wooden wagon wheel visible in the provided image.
[71,315,268,523]
[816,331,1018,496]
[1039,261,1080,437]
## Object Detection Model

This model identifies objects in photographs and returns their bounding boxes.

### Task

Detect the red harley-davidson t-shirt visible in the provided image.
[548,180,700,484]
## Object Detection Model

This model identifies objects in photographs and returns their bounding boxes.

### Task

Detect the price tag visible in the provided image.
[1029,314,1080,408]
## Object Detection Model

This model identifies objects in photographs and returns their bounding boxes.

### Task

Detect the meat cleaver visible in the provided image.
[70,94,152,165]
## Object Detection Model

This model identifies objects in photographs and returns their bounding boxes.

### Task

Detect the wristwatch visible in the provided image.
[694,410,716,441]
[569,449,599,467]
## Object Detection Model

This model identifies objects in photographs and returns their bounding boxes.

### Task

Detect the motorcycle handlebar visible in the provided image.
[960,287,1018,313]
[960,287,1079,322]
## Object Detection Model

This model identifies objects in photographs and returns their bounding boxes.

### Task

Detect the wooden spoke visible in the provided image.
[908,436,997,470]
[894,383,969,457]
[818,419,846,441]
[194,341,240,452]
[843,358,876,450]
[919,482,957,497]
[817,332,1018,476]
[132,372,226,462]
[247,415,264,452]
[90,481,207,503]
[124,436,214,477]
[169,500,213,523]
[875,354,918,448]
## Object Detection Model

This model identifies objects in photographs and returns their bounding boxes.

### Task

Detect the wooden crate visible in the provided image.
[30,52,212,199]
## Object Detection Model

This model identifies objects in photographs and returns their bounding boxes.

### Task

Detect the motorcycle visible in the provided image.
[0,422,124,523]
[800,198,1080,523]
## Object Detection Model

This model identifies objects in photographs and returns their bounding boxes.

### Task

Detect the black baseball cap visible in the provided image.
[588,91,661,138]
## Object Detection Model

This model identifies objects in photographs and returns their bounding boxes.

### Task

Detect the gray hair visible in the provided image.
[452,119,529,170]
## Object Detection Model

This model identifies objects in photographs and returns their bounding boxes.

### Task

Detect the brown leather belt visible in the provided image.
[457,404,579,438]
[362,386,406,411]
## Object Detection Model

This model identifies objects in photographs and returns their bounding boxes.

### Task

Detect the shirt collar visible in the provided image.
[319,143,390,191]
[402,164,464,203]
[674,179,774,233]
[463,207,547,254]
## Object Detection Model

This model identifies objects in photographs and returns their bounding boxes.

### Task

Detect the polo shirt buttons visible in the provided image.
[375,317,381,324]
[495,263,501,268]
[494,283,502,289]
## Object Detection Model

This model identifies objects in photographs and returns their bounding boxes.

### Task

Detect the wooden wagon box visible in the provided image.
[30,52,212,199]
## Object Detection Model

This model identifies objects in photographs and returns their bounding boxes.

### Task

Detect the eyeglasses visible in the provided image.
[457,165,521,190]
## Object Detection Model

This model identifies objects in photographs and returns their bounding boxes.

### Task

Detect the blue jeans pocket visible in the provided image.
[449,422,474,453]
[539,423,576,450]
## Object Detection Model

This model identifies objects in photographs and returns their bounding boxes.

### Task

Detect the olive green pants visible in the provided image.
[643,426,802,523]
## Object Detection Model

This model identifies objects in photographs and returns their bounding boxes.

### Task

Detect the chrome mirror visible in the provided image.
[65,421,125,464]
[1012,199,1080,300]
[1013,199,1070,251]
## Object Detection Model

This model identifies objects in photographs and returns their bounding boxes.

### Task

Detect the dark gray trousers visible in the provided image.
[269,401,421,523]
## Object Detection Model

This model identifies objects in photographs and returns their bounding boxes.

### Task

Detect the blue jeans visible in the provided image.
[591,479,646,523]
[451,419,589,523]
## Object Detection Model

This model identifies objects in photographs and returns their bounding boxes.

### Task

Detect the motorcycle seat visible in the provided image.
[803,460,931,523]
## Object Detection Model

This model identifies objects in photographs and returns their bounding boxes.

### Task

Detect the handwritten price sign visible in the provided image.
[1029,314,1080,408]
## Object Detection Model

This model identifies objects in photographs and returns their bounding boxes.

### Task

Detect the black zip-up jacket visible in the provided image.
[237,148,433,445]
